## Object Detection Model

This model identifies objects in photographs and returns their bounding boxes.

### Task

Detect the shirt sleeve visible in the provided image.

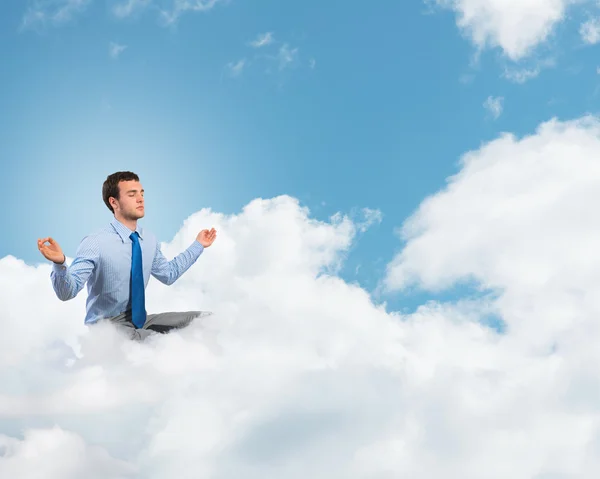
[151,240,204,285]
[50,235,99,301]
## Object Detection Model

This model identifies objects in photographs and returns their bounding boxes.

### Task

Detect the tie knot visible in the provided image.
[130,231,139,242]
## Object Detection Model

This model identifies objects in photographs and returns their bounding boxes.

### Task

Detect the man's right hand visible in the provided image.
[38,237,65,264]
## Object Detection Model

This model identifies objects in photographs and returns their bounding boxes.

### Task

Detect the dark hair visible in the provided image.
[102,171,140,213]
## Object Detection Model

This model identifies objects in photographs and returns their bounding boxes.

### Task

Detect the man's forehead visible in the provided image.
[119,180,143,191]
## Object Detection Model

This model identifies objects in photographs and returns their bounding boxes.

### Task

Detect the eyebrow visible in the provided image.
[126,189,145,193]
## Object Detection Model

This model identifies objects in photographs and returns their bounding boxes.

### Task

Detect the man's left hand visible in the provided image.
[197,228,217,247]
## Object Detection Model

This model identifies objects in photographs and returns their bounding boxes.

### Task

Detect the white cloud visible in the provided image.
[23,0,224,24]
[112,0,151,18]
[21,0,92,29]
[433,0,584,61]
[250,32,274,48]
[503,65,542,83]
[378,115,600,473]
[79,0,224,26]
[384,115,600,343]
[234,36,308,78]
[0,427,137,478]
[483,95,504,119]
[580,17,600,44]
[158,0,223,25]
[6,123,600,477]
[227,59,245,77]
[109,42,127,59]
[355,207,383,233]
[501,57,555,83]
[278,43,299,70]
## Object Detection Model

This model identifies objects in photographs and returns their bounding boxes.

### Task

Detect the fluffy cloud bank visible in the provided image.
[3,116,600,477]
[383,115,600,474]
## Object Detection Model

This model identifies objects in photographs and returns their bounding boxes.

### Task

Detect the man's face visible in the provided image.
[114,180,145,219]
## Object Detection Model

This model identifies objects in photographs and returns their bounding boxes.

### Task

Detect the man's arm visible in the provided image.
[151,240,204,286]
[50,236,98,301]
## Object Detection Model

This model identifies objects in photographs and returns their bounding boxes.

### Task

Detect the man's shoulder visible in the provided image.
[86,224,114,238]
[78,225,117,246]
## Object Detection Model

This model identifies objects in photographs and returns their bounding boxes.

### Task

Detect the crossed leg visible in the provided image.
[106,310,213,340]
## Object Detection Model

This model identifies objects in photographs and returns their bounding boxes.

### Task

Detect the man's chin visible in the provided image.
[127,210,144,219]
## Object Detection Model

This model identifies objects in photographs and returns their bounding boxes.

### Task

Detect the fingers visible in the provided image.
[37,237,59,258]
[37,241,48,258]
[197,228,217,246]
[199,228,217,246]
[38,237,59,247]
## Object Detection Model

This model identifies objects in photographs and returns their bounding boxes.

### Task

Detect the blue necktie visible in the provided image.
[130,232,146,328]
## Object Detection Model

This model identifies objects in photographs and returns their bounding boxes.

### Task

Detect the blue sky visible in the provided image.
[3,0,600,312]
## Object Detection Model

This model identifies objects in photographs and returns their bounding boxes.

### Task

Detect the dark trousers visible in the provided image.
[106,310,212,340]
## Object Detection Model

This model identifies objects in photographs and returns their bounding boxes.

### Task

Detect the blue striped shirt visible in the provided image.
[50,217,204,324]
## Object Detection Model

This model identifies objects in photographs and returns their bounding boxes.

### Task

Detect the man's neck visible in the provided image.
[115,214,137,232]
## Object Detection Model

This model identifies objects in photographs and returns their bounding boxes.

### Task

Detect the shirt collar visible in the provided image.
[110,217,144,243]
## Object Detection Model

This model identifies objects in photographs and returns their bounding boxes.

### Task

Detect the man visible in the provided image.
[37,171,217,340]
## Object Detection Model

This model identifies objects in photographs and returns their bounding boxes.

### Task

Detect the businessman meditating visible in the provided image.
[37,171,217,340]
